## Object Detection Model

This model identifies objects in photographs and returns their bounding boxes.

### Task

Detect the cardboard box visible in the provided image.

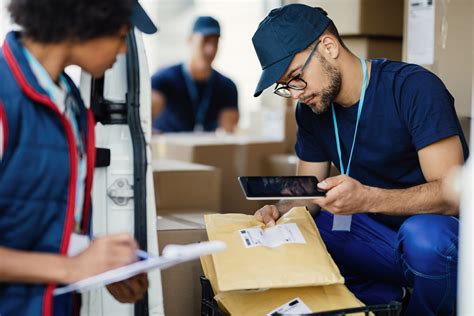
[152,159,221,213]
[284,105,297,154]
[403,0,473,117]
[289,0,404,37]
[265,154,298,176]
[459,116,471,146]
[157,212,210,316]
[264,154,341,178]
[343,36,403,61]
[152,134,286,214]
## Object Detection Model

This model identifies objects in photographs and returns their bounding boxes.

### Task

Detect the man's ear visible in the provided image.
[319,34,340,60]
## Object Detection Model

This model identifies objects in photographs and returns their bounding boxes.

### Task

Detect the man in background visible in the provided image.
[151,16,239,133]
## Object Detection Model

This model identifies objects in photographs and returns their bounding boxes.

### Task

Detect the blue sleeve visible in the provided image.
[151,68,172,95]
[220,78,238,110]
[399,71,462,151]
[294,103,329,162]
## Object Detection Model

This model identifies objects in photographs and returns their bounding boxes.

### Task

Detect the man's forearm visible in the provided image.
[365,180,457,216]
[0,247,72,284]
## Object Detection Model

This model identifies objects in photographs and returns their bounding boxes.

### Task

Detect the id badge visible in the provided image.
[67,233,91,257]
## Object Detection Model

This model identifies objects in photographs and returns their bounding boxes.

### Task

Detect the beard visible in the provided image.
[302,55,342,114]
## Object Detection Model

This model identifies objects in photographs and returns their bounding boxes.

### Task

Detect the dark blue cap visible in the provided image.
[192,16,221,36]
[131,0,158,34]
[252,4,331,97]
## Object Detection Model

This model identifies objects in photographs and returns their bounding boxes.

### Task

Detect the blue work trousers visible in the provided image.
[315,211,458,316]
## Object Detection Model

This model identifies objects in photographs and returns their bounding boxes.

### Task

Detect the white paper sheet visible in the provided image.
[407,0,436,65]
[53,241,225,296]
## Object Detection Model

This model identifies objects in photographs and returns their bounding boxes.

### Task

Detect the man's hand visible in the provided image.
[254,205,281,226]
[106,273,149,304]
[312,175,371,215]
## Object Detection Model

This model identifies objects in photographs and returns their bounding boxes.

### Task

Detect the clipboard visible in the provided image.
[54,241,225,296]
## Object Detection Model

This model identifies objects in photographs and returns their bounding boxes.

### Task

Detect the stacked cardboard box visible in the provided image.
[152,134,286,214]
[152,159,221,213]
[289,0,404,60]
[459,116,471,145]
[156,212,210,316]
[342,37,402,61]
[265,153,341,178]
[403,0,472,118]
[284,105,297,154]
[265,154,298,176]
[289,0,403,36]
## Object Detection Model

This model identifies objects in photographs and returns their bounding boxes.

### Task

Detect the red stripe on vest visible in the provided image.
[3,40,79,316]
[0,101,7,155]
[81,109,96,233]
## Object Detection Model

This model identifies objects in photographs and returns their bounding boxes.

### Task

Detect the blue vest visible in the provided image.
[0,32,96,316]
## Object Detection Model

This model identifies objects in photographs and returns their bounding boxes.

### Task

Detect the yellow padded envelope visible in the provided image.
[205,207,344,292]
[201,254,365,316]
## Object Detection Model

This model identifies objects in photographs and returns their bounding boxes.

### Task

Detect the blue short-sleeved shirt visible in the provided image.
[295,59,469,228]
[151,63,238,132]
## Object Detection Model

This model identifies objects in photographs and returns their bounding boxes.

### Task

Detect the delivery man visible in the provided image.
[252,4,468,316]
[151,16,239,133]
[0,0,156,315]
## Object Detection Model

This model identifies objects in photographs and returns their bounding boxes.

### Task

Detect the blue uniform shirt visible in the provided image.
[151,63,238,132]
[295,59,469,228]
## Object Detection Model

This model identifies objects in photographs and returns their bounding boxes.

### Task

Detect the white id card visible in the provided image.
[67,233,91,257]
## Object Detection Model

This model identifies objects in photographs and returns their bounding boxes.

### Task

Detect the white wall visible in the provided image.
[0,0,12,42]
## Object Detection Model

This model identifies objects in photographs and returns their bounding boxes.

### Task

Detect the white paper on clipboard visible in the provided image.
[53,241,226,296]
[407,0,436,65]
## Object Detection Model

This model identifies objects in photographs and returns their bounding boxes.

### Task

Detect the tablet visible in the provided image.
[238,176,326,200]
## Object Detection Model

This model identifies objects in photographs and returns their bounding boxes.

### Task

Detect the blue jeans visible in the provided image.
[315,211,458,316]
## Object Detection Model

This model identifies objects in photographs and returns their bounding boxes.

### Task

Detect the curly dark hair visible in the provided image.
[8,0,133,43]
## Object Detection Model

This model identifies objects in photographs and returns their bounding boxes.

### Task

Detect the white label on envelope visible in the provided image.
[239,223,306,248]
[267,297,312,315]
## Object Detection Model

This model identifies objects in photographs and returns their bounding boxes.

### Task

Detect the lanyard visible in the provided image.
[23,47,69,99]
[23,47,87,232]
[181,63,215,131]
[22,48,84,158]
[331,57,368,176]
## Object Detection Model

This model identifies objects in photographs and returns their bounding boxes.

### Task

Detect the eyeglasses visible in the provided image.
[274,41,320,98]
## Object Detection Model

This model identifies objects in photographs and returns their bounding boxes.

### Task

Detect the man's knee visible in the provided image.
[397,215,458,277]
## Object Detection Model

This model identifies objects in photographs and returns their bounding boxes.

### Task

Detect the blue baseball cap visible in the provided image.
[252,4,331,97]
[192,16,221,36]
[130,0,158,34]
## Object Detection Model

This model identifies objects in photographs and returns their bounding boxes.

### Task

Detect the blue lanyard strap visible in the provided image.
[331,57,368,176]
[181,63,215,130]
[23,47,84,158]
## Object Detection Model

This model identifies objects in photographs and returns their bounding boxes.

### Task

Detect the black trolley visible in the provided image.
[200,276,402,316]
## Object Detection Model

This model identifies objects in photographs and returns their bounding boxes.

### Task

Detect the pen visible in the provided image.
[135,249,150,260]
